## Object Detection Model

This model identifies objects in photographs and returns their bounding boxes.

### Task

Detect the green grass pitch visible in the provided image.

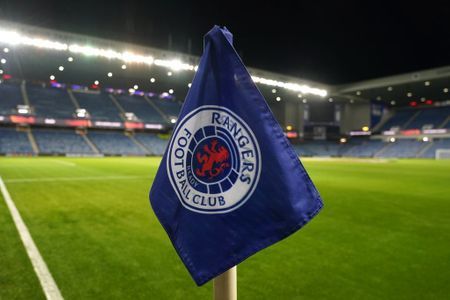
[0,157,449,299]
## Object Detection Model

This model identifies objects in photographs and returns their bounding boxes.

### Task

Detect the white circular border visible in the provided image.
[167,105,262,214]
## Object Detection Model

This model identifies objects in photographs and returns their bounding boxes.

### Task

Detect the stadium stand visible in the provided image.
[115,94,166,123]
[73,92,122,122]
[294,138,450,158]
[343,140,385,157]
[0,82,24,115]
[0,127,33,154]
[2,22,450,160]
[1,62,450,160]
[443,118,450,129]
[405,107,450,129]
[293,141,347,157]
[337,140,361,156]
[379,109,418,131]
[27,84,76,119]
[33,129,94,155]
[134,133,168,155]
[151,97,182,118]
[87,130,147,155]
[422,139,450,158]
[378,107,450,132]
[1,121,450,158]
[375,139,426,158]
[292,144,316,157]
[303,141,341,156]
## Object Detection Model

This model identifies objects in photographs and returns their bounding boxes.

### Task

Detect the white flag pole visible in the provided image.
[213,266,237,300]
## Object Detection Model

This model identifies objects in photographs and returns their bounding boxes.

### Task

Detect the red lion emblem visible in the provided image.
[195,139,230,179]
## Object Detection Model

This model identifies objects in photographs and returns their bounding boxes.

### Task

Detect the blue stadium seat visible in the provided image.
[27,85,76,119]
[134,133,168,155]
[343,140,384,157]
[116,95,166,123]
[33,129,94,155]
[0,127,33,154]
[421,139,450,158]
[88,131,147,155]
[379,109,417,131]
[150,97,182,118]
[292,144,315,157]
[375,139,425,158]
[74,92,122,122]
[406,107,450,129]
[0,82,24,115]
[293,141,346,157]
[302,141,342,156]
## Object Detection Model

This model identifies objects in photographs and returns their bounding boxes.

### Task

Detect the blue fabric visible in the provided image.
[149,26,323,286]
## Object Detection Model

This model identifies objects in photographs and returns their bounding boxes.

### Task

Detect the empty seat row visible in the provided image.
[0,82,182,124]
[0,82,24,115]
[1,125,450,158]
[33,129,94,155]
[380,107,450,132]
[0,127,170,156]
[0,127,34,154]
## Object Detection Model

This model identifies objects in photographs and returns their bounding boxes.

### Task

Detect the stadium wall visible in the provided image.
[284,101,303,130]
[340,102,371,133]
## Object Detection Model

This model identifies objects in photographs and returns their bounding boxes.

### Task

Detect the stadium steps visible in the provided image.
[108,94,127,121]
[82,134,100,154]
[144,95,169,122]
[372,120,387,133]
[372,112,394,133]
[374,142,391,157]
[341,144,359,157]
[417,141,434,158]
[67,89,80,109]
[26,128,39,154]
[402,110,421,129]
[439,115,450,128]
[128,135,150,154]
[20,81,30,106]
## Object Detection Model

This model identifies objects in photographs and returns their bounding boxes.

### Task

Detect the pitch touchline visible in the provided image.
[0,177,64,300]
[4,175,150,183]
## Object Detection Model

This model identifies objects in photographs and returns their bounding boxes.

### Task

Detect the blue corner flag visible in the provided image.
[149,26,323,286]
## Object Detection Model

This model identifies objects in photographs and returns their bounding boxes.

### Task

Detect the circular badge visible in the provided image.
[167,105,261,214]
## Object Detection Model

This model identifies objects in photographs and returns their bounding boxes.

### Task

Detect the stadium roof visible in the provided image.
[0,19,448,108]
[0,20,328,97]
[334,66,450,106]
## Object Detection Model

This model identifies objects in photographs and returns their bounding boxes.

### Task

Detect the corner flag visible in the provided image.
[149,26,323,286]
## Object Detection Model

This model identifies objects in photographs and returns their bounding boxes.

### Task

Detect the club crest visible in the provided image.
[167,105,261,214]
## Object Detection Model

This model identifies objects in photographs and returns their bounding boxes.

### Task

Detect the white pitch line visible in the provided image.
[5,175,149,183]
[0,177,63,300]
